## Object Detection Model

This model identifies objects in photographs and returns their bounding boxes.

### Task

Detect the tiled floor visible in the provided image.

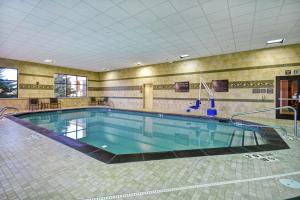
[0,112,300,200]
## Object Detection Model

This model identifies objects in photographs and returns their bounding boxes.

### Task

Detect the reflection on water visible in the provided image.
[65,119,87,139]
[20,109,266,154]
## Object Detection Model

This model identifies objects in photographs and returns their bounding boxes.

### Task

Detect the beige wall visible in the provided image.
[98,44,300,118]
[1,44,300,118]
[0,58,101,110]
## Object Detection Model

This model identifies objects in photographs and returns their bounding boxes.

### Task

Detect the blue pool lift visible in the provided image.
[186,78,217,117]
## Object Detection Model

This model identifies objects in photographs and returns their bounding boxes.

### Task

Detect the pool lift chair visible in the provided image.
[186,78,217,117]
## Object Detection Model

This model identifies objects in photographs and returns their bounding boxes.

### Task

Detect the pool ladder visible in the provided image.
[0,107,19,120]
[230,106,298,138]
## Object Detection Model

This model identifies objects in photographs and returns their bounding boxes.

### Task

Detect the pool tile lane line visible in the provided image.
[85,171,300,200]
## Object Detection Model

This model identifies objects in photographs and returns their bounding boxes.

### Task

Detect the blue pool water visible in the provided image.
[18,108,266,154]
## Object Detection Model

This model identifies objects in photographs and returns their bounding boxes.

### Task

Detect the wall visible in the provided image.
[1,44,300,118]
[98,44,300,118]
[0,58,101,110]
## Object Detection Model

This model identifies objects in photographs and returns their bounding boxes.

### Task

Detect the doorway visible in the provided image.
[276,75,300,119]
[143,84,153,110]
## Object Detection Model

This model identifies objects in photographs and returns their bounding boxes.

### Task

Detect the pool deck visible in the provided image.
[1,107,300,199]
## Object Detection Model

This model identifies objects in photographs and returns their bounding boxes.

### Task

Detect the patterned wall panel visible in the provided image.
[19,84,53,90]
[99,80,274,91]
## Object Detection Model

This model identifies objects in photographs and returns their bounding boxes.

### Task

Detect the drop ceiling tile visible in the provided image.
[105,6,131,21]
[83,0,115,12]
[2,0,36,12]
[72,2,101,18]
[179,6,205,21]
[23,14,52,27]
[0,0,299,71]
[231,13,253,25]
[37,0,67,16]
[139,0,167,8]
[119,0,146,15]
[201,0,228,14]
[161,14,185,26]
[134,10,158,24]
[255,7,281,19]
[170,23,190,33]
[53,0,81,8]
[133,26,153,35]
[150,1,177,18]
[169,0,199,11]
[91,14,116,27]
[230,1,255,17]
[0,5,28,20]
[30,7,60,21]
[54,17,78,29]
[228,0,252,7]
[207,9,230,23]
[120,17,141,29]
[256,0,283,11]
[109,22,128,33]
[280,0,300,15]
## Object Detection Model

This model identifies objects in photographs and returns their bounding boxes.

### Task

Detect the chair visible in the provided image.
[90,97,98,106]
[29,98,40,110]
[99,97,109,106]
[49,98,61,109]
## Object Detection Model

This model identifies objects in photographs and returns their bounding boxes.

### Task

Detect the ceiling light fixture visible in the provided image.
[44,59,53,63]
[137,62,142,66]
[103,68,108,71]
[267,38,285,45]
[180,54,189,59]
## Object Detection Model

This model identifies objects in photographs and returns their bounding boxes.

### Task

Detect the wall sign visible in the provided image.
[175,81,189,92]
[212,80,229,92]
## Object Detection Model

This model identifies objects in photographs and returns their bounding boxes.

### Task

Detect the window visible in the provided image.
[0,68,18,98]
[54,74,87,97]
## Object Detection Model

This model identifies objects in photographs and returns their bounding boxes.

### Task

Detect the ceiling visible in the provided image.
[0,0,299,71]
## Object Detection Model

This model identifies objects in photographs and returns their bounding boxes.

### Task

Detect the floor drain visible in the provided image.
[279,179,300,189]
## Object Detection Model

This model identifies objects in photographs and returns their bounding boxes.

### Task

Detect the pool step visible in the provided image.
[229,130,260,147]
[243,131,258,146]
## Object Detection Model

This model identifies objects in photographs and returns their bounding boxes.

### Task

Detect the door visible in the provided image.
[276,76,300,119]
[143,84,153,109]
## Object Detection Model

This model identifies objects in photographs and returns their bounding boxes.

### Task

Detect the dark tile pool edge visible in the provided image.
[5,115,116,164]
[7,109,289,164]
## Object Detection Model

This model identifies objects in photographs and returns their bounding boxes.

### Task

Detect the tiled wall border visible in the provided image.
[19,80,274,91]
[98,62,300,82]
[103,96,274,103]
[19,84,53,90]
[99,80,274,91]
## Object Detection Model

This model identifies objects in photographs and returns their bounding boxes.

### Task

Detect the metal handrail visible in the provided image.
[0,107,19,119]
[230,106,298,138]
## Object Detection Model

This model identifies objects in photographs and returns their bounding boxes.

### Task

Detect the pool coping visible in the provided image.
[6,107,289,164]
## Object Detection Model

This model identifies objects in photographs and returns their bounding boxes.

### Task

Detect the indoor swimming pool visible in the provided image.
[10,108,289,163]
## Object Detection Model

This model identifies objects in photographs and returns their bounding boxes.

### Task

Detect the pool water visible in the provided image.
[18,108,266,154]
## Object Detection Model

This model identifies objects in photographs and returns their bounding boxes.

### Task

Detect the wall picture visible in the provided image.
[212,80,229,92]
[175,81,189,92]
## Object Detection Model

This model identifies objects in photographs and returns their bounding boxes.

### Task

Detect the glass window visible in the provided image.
[0,68,18,98]
[54,73,87,97]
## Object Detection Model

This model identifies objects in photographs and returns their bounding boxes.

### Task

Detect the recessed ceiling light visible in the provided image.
[44,59,53,63]
[267,38,285,45]
[137,62,142,66]
[180,54,189,59]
